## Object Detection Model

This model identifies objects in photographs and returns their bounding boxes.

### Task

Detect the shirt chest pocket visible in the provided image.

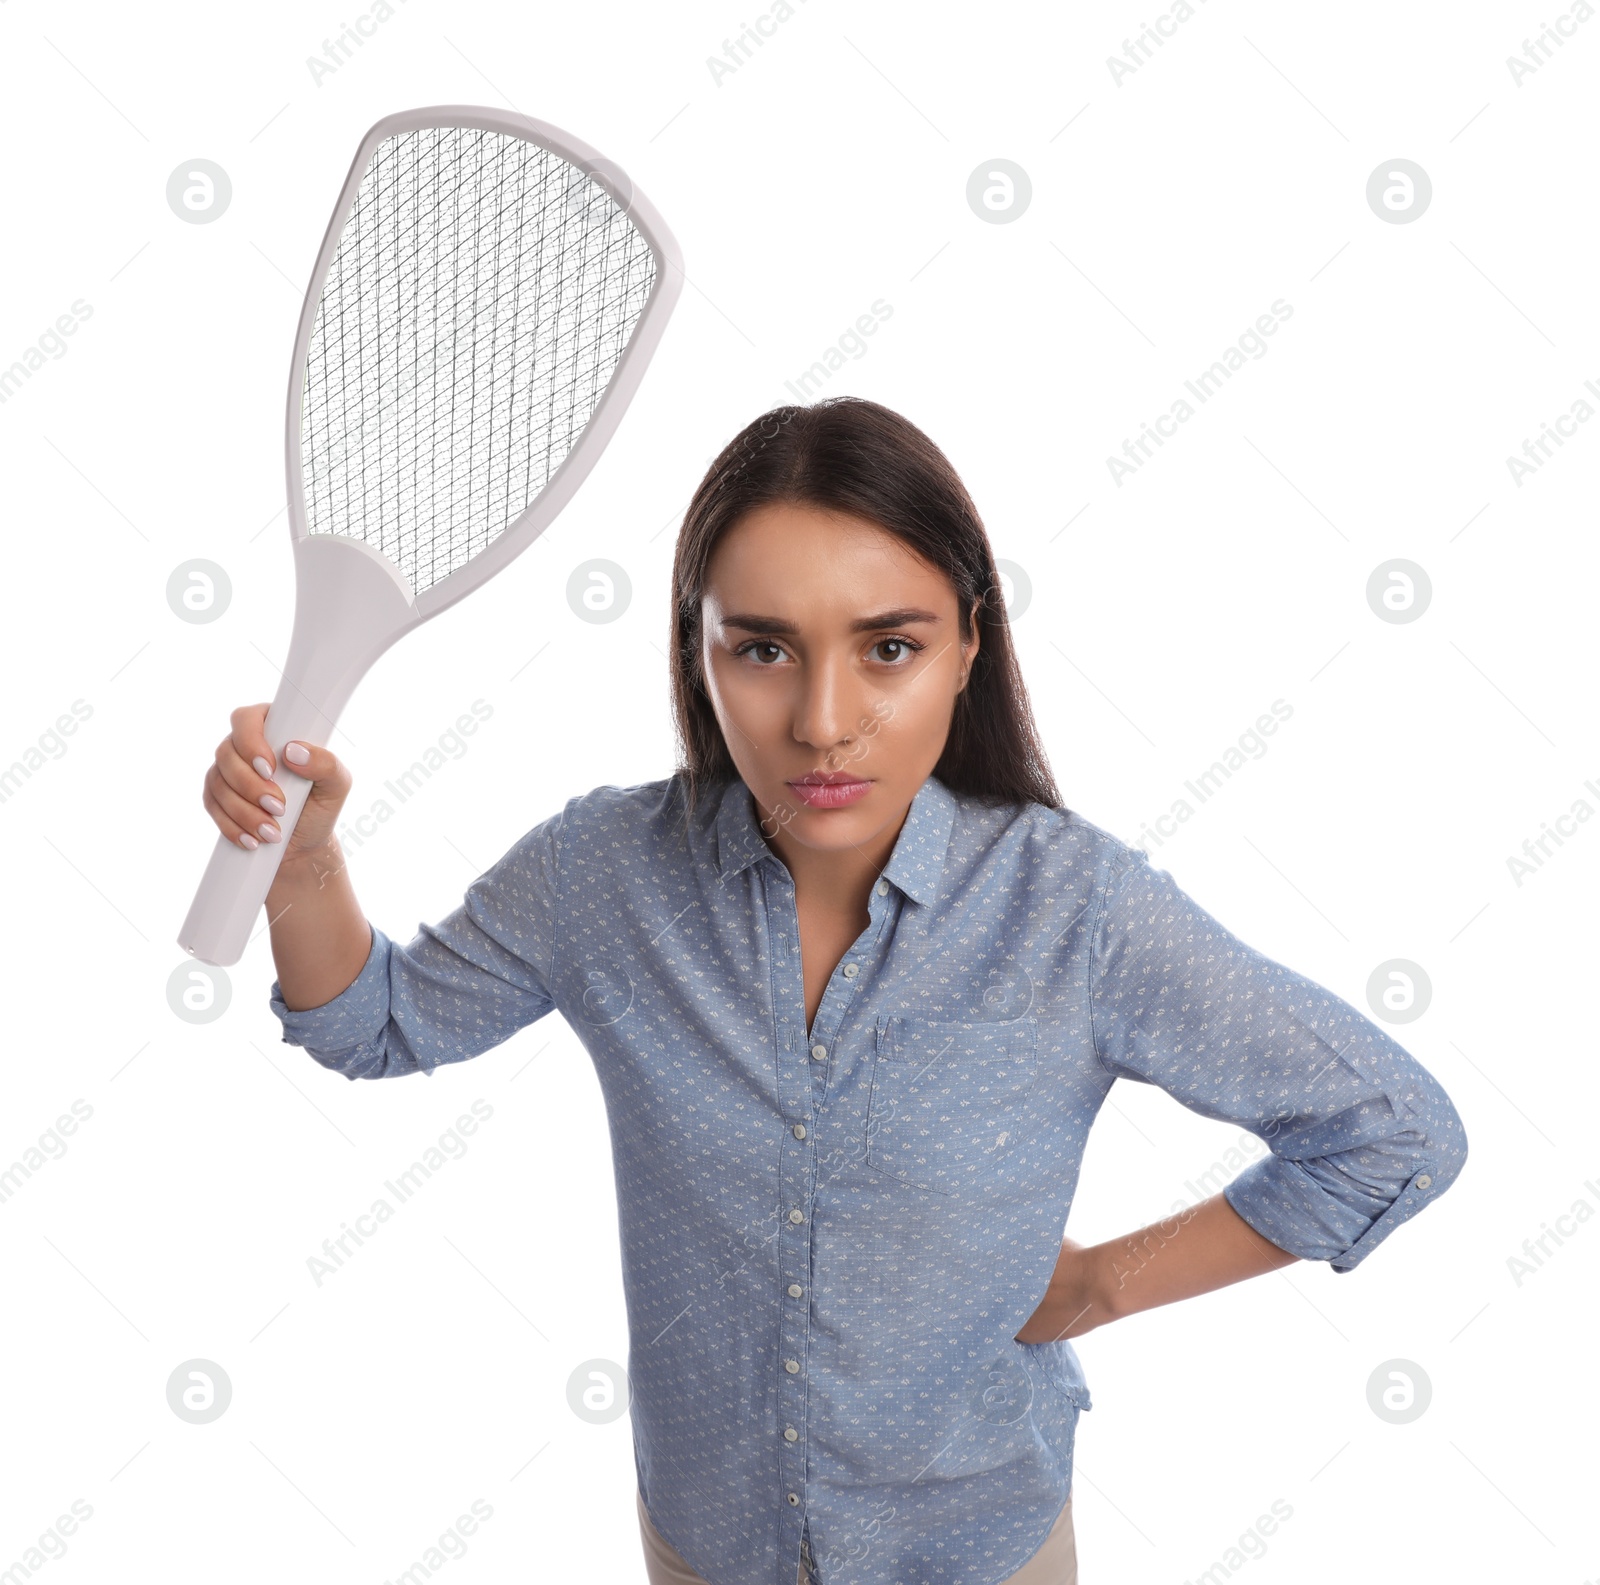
[864,1015,1043,1195]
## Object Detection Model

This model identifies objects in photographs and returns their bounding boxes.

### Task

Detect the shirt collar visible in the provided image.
[713,772,958,906]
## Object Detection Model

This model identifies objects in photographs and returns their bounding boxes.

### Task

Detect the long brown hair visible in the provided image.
[668,396,1063,819]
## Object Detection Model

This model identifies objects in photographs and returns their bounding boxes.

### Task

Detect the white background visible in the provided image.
[0,0,1594,1581]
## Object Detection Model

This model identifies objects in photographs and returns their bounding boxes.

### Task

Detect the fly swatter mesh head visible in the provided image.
[299,125,659,597]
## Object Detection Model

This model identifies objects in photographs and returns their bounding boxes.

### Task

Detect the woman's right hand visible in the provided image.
[202,703,353,870]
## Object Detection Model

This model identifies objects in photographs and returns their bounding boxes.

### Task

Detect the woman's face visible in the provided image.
[699,499,978,865]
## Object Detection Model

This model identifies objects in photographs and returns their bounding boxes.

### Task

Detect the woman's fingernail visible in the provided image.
[239,832,260,851]
[252,756,273,779]
[285,742,310,766]
[260,794,286,816]
[258,822,282,843]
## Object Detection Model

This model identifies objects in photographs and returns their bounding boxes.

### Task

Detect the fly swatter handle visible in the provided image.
[177,688,333,967]
[177,535,416,967]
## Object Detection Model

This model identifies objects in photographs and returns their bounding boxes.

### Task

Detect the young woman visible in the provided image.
[202,397,1467,1585]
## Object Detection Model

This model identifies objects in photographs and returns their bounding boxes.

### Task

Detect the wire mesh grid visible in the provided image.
[298,125,659,596]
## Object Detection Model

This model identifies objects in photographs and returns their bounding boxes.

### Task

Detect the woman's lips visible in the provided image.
[786,775,872,810]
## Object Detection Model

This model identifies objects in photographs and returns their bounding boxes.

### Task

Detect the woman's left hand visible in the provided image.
[1013,1235,1110,1343]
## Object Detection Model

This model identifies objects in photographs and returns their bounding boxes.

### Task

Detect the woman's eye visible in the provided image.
[734,637,922,666]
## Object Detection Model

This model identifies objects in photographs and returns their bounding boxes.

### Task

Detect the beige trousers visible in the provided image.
[636,1487,1077,1585]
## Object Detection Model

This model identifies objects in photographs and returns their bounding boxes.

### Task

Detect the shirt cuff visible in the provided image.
[269,924,390,1060]
[1322,1165,1447,1273]
[1222,1153,1364,1262]
[1224,1151,1450,1273]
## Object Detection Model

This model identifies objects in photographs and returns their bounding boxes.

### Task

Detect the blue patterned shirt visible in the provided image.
[270,771,1467,1585]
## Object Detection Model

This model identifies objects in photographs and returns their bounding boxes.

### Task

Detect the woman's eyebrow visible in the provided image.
[721,607,943,636]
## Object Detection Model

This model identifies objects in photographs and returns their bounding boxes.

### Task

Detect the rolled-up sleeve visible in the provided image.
[268,803,565,1080]
[1089,844,1468,1273]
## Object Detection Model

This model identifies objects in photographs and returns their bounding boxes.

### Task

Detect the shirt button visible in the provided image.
[1416,1174,1432,1189]
[788,1208,804,1224]
[842,963,858,979]
[785,1359,800,1374]
[876,879,889,897]
[787,1492,800,1505]
[811,1043,827,1062]
[792,1123,806,1139]
[788,1283,803,1297]
[784,1426,798,1441]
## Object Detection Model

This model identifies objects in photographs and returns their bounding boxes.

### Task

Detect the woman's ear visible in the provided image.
[957,595,982,692]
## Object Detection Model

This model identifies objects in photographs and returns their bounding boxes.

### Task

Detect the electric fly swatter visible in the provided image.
[177,105,682,966]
